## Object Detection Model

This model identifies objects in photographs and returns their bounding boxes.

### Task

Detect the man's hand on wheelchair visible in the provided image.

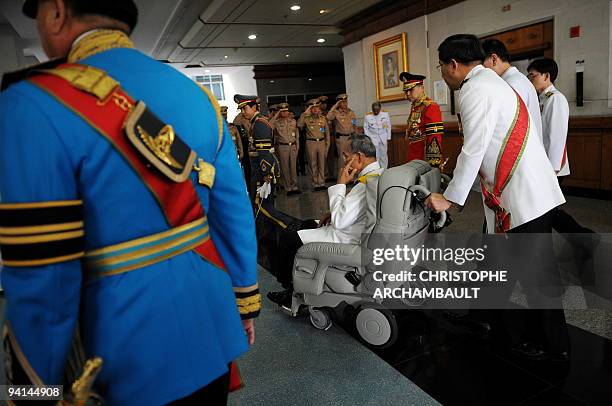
[425,192,452,213]
[318,212,332,227]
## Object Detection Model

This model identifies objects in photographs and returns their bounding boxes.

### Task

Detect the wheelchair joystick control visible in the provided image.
[345,271,361,287]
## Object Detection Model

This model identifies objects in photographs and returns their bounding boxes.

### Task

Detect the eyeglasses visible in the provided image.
[436,62,448,71]
[527,72,541,80]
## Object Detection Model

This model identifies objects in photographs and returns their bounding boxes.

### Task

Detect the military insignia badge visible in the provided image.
[124,101,197,182]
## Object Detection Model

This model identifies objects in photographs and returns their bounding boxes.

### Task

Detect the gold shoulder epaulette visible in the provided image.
[422,97,433,106]
[1,58,65,92]
[42,64,118,101]
[545,91,554,98]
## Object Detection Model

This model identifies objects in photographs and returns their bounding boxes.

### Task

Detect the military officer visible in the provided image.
[221,105,244,161]
[267,103,278,119]
[234,94,281,203]
[401,72,444,167]
[0,1,259,404]
[327,93,357,170]
[298,99,330,190]
[271,102,301,195]
[319,95,337,181]
[363,101,392,168]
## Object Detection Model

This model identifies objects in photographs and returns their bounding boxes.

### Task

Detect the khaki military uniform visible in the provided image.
[228,122,244,160]
[327,107,357,170]
[298,112,330,187]
[271,116,299,192]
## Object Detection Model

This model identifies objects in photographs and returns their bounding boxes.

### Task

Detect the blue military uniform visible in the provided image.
[0,29,259,405]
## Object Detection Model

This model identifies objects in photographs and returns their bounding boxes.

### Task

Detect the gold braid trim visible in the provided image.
[199,85,224,154]
[68,30,134,63]
[236,294,262,308]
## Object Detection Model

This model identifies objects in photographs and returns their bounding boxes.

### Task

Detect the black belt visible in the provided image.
[278,142,296,146]
[307,138,325,142]
[336,133,353,137]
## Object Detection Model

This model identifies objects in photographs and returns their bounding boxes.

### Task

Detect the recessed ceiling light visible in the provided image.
[290,5,301,11]
[224,55,228,59]
[285,54,290,58]
[319,9,328,14]
[308,78,312,81]
[248,34,257,40]
[317,38,326,43]
[205,69,211,73]
[270,80,275,83]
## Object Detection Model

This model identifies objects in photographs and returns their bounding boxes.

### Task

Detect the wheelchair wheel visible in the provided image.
[309,307,332,331]
[355,305,398,349]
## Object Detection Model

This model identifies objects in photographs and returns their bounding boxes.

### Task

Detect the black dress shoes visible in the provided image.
[267,289,293,307]
[511,342,548,361]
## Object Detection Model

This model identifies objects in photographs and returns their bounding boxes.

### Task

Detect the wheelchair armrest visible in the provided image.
[296,242,362,267]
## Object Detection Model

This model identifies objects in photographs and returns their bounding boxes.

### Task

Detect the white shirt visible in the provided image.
[444,65,565,233]
[363,111,392,144]
[501,66,543,143]
[299,161,383,244]
[539,84,570,177]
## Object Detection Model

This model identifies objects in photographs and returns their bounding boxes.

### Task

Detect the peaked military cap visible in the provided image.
[400,72,426,91]
[234,94,259,109]
[278,102,289,111]
[336,93,348,101]
[306,98,321,107]
[318,95,329,102]
[23,0,139,32]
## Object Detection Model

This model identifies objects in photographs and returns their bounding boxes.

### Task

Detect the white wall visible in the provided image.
[174,65,257,123]
[0,26,19,75]
[343,0,611,123]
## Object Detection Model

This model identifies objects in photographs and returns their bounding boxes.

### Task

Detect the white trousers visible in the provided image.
[373,141,388,169]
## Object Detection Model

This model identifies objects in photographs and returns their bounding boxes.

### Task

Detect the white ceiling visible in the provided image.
[0,0,381,66]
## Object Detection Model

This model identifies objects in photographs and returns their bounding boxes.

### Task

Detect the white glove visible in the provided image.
[256,181,272,199]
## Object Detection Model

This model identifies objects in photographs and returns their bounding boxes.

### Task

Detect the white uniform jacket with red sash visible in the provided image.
[444,65,565,234]
[0,30,258,405]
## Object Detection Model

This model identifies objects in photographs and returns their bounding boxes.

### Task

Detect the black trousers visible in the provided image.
[167,370,230,405]
[553,176,594,234]
[476,211,570,354]
[503,211,570,353]
[272,220,318,289]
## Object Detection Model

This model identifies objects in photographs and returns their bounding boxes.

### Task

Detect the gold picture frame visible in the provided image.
[373,33,408,103]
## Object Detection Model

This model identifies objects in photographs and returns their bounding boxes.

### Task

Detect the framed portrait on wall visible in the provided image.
[373,33,408,103]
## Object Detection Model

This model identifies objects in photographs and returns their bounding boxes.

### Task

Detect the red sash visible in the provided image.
[480,91,530,233]
[30,64,245,392]
[29,64,225,269]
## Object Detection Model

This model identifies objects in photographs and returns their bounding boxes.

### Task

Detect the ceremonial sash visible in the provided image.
[29,64,247,392]
[29,64,226,270]
[480,91,530,233]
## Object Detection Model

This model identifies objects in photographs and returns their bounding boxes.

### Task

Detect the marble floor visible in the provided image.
[260,174,612,405]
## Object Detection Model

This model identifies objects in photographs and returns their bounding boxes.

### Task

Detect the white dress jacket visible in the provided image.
[299,161,383,244]
[444,65,565,233]
[540,84,570,177]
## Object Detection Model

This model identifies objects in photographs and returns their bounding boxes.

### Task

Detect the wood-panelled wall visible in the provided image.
[388,116,612,192]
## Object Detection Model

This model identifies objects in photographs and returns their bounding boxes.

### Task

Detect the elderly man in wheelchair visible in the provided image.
[265,132,450,349]
[267,134,384,308]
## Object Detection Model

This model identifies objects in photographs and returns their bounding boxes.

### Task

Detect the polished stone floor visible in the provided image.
[264,174,612,405]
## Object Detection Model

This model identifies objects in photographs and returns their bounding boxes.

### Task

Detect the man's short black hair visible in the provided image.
[438,34,485,64]
[527,58,559,83]
[481,38,510,62]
